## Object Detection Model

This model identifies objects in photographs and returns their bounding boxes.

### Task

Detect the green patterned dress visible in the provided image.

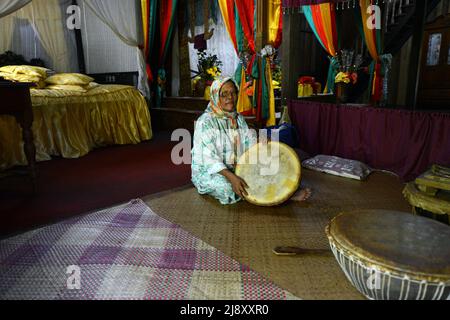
[191,110,257,205]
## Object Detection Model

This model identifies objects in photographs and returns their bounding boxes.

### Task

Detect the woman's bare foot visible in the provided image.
[290,188,312,202]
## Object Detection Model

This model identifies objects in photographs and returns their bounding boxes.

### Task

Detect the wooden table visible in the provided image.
[0,81,37,191]
[403,165,450,225]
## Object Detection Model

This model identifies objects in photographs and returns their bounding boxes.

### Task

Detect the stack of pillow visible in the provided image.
[45,73,95,92]
[0,67,97,92]
[0,65,50,88]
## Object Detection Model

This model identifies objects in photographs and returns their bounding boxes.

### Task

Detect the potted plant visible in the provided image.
[194,50,222,98]
[334,50,362,104]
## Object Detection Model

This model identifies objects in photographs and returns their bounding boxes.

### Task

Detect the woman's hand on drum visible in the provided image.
[220,169,249,198]
[230,174,249,198]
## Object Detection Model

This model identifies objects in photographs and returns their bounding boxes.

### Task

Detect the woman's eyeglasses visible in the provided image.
[220,91,237,99]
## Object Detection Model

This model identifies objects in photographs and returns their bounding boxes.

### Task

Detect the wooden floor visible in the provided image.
[143,169,411,300]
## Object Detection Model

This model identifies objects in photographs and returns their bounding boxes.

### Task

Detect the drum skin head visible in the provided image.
[235,142,301,206]
[326,210,450,282]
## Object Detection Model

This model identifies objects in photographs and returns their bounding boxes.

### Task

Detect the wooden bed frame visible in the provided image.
[0,81,36,191]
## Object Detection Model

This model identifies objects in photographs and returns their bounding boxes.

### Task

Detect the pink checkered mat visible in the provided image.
[0,199,299,300]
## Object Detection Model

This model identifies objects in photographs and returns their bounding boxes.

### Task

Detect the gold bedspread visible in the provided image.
[0,85,152,170]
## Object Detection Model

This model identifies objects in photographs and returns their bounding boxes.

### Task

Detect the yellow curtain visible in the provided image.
[265,57,276,127]
[218,0,238,53]
[267,0,282,47]
[141,0,149,54]
[236,67,253,114]
[265,0,282,127]
[359,0,379,61]
[319,3,337,56]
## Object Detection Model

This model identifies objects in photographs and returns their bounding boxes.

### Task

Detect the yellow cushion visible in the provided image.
[33,80,47,89]
[0,65,49,78]
[46,73,94,85]
[0,72,42,83]
[87,82,100,89]
[46,84,88,92]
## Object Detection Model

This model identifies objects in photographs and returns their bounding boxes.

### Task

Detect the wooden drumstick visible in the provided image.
[273,246,331,256]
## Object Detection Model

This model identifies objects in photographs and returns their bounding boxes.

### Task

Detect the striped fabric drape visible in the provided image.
[234,0,257,55]
[217,0,239,54]
[218,0,281,127]
[263,0,283,127]
[141,0,157,83]
[159,0,178,65]
[304,4,338,56]
[359,0,384,102]
[303,2,339,93]
[155,0,178,108]
[218,0,253,117]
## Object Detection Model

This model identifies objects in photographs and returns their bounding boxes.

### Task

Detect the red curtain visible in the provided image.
[288,100,450,181]
[159,0,178,65]
[234,0,256,54]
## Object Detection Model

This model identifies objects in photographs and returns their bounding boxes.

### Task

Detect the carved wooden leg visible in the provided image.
[16,111,37,192]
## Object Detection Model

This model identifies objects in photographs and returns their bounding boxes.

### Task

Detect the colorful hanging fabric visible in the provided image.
[265,1,282,127]
[236,66,254,116]
[263,56,276,127]
[141,0,157,83]
[156,69,166,110]
[267,0,283,49]
[261,58,269,120]
[156,0,178,107]
[359,0,389,104]
[235,0,258,81]
[303,6,326,51]
[303,3,338,56]
[218,0,279,127]
[234,0,257,54]
[218,0,252,116]
[235,0,270,124]
[218,0,239,54]
[303,3,339,93]
[159,0,178,64]
[265,57,277,127]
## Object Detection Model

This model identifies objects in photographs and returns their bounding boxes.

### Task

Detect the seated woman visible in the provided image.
[191,77,311,205]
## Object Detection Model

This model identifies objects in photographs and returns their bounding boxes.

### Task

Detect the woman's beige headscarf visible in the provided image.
[206,77,240,129]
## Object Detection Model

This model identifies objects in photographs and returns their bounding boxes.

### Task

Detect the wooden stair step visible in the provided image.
[152,107,260,132]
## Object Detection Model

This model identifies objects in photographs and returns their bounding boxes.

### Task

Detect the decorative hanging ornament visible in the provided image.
[261,45,276,58]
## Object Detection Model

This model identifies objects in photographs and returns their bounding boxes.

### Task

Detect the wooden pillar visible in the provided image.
[281,9,327,102]
[256,0,267,52]
[406,1,428,109]
[72,0,86,73]
[282,11,301,103]
[177,0,192,97]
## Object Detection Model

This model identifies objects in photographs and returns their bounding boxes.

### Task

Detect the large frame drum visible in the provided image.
[235,141,301,206]
[326,210,450,300]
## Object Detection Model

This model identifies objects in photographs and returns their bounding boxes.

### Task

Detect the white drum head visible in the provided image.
[235,142,301,206]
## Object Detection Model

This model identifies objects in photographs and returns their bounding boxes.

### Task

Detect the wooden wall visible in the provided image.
[389,0,450,108]
[281,11,329,103]
[281,9,363,104]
